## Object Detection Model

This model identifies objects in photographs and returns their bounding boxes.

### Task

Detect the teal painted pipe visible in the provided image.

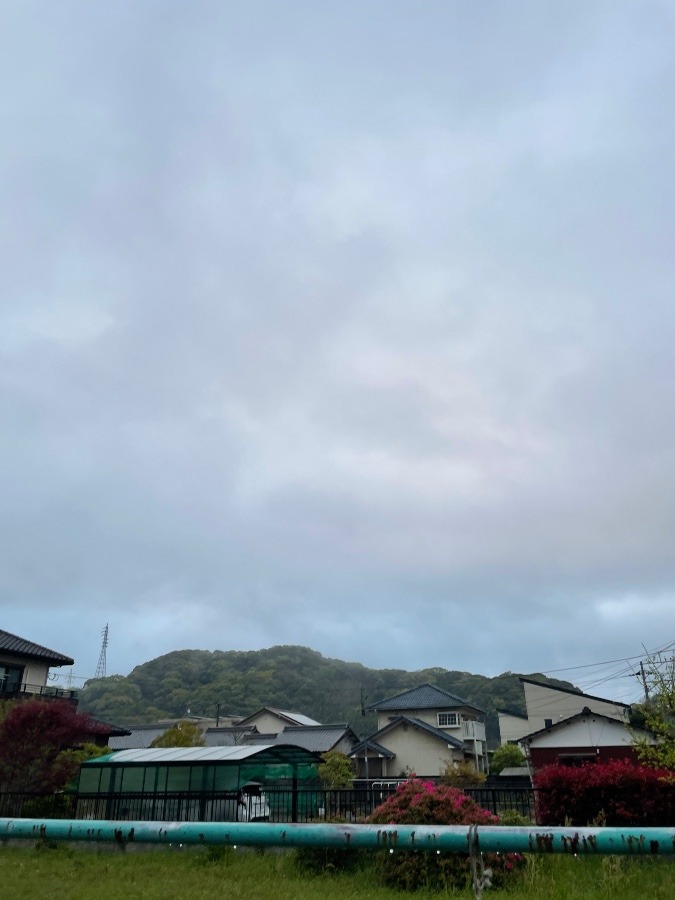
[1,819,674,855]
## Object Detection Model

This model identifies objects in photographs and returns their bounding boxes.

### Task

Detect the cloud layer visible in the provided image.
[2,2,674,698]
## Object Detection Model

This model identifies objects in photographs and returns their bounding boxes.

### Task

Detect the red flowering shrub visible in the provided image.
[534,759,675,826]
[367,778,525,891]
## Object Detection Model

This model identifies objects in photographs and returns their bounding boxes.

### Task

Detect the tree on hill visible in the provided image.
[150,720,205,748]
[77,646,579,747]
[0,700,104,792]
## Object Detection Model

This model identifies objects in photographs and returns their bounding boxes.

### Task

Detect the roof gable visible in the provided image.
[369,683,485,714]
[0,629,74,666]
[237,707,321,728]
[370,715,467,750]
[520,708,652,744]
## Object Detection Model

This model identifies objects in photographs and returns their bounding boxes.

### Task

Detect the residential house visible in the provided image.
[268,724,358,756]
[0,627,129,746]
[497,678,631,745]
[350,684,488,777]
[235,707,321,734]
[0,628,77,702]
[519,707,656,772]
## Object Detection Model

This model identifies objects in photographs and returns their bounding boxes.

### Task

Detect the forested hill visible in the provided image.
[78,645,577,745]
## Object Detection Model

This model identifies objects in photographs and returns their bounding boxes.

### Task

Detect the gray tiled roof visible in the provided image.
[270,724,357,753]
[108,726,167,750]
[349,738,395,759]
[204,726,258,748]
[369,684,485,714]
[0,629,74,666]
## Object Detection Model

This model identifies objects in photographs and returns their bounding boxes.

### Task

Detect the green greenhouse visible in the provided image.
[76,744,320,822]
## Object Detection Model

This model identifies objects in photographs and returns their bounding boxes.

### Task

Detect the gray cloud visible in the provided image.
[1,2,674,698]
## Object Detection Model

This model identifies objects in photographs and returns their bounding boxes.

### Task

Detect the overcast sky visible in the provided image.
[2,2,674,701]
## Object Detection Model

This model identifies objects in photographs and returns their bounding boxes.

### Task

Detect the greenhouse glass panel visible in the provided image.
[142,767,158,792]
[165,766,190,791]
[213,766,239,791]
[120,767,144,792]
[78,768,101,792]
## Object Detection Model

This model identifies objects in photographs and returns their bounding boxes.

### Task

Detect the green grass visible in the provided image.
[0,845,673,899]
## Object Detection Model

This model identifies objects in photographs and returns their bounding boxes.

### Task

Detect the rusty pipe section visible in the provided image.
[1,819,674,855]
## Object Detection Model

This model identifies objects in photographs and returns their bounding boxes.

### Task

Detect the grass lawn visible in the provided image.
[0,845,673,899]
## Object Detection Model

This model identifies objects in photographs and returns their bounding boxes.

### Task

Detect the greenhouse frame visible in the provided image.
[76,744,320,822]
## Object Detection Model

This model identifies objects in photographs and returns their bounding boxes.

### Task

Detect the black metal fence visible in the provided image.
[3,785,671,826]
[0,786,535,824]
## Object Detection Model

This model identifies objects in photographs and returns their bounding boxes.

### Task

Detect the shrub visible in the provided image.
[317,751,354,788]
[367,778,525,891]
[490,743,526,774]
[440,760,486,788]
[534,759,675,826]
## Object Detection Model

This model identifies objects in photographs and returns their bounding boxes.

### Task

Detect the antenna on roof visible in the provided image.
[95,624,109,679]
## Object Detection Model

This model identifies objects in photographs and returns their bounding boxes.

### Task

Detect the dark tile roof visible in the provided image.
[349,738,395,759]
[271,724,358,753]
[88,719,132,740]
[204,726,258,748]
[108,725,166,749]
[0,629,74,666]
[369,683,485,715]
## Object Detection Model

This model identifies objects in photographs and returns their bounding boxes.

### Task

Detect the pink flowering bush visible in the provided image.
[367,778,525,891]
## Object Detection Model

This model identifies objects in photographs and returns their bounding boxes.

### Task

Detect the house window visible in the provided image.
[437,712,460,728]
[0,665,24,694]
[558,754,595,767]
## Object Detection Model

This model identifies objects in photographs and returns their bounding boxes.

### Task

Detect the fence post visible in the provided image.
[291,777,298,824]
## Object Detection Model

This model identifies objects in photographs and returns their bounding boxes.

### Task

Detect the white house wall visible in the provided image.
[239,712,288,735]
[528,717,635,749]
[522,682,628,733]
[497,712,530,745]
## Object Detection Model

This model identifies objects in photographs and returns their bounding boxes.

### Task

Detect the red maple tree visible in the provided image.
[0,700,105,792]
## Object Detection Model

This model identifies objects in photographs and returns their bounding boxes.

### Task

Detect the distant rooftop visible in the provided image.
[369,683,485,715]
[0,629,74,666]
[237,707,321,727]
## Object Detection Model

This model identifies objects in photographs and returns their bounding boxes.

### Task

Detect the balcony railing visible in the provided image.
[0,683,79,702]
[462,720,486,742]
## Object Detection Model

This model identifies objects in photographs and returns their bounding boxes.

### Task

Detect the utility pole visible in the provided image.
[636,660,650,704]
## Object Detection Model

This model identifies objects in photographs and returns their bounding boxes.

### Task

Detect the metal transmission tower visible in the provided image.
[95,624,109,679]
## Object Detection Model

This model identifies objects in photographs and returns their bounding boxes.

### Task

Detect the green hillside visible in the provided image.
[78,645,577,746]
